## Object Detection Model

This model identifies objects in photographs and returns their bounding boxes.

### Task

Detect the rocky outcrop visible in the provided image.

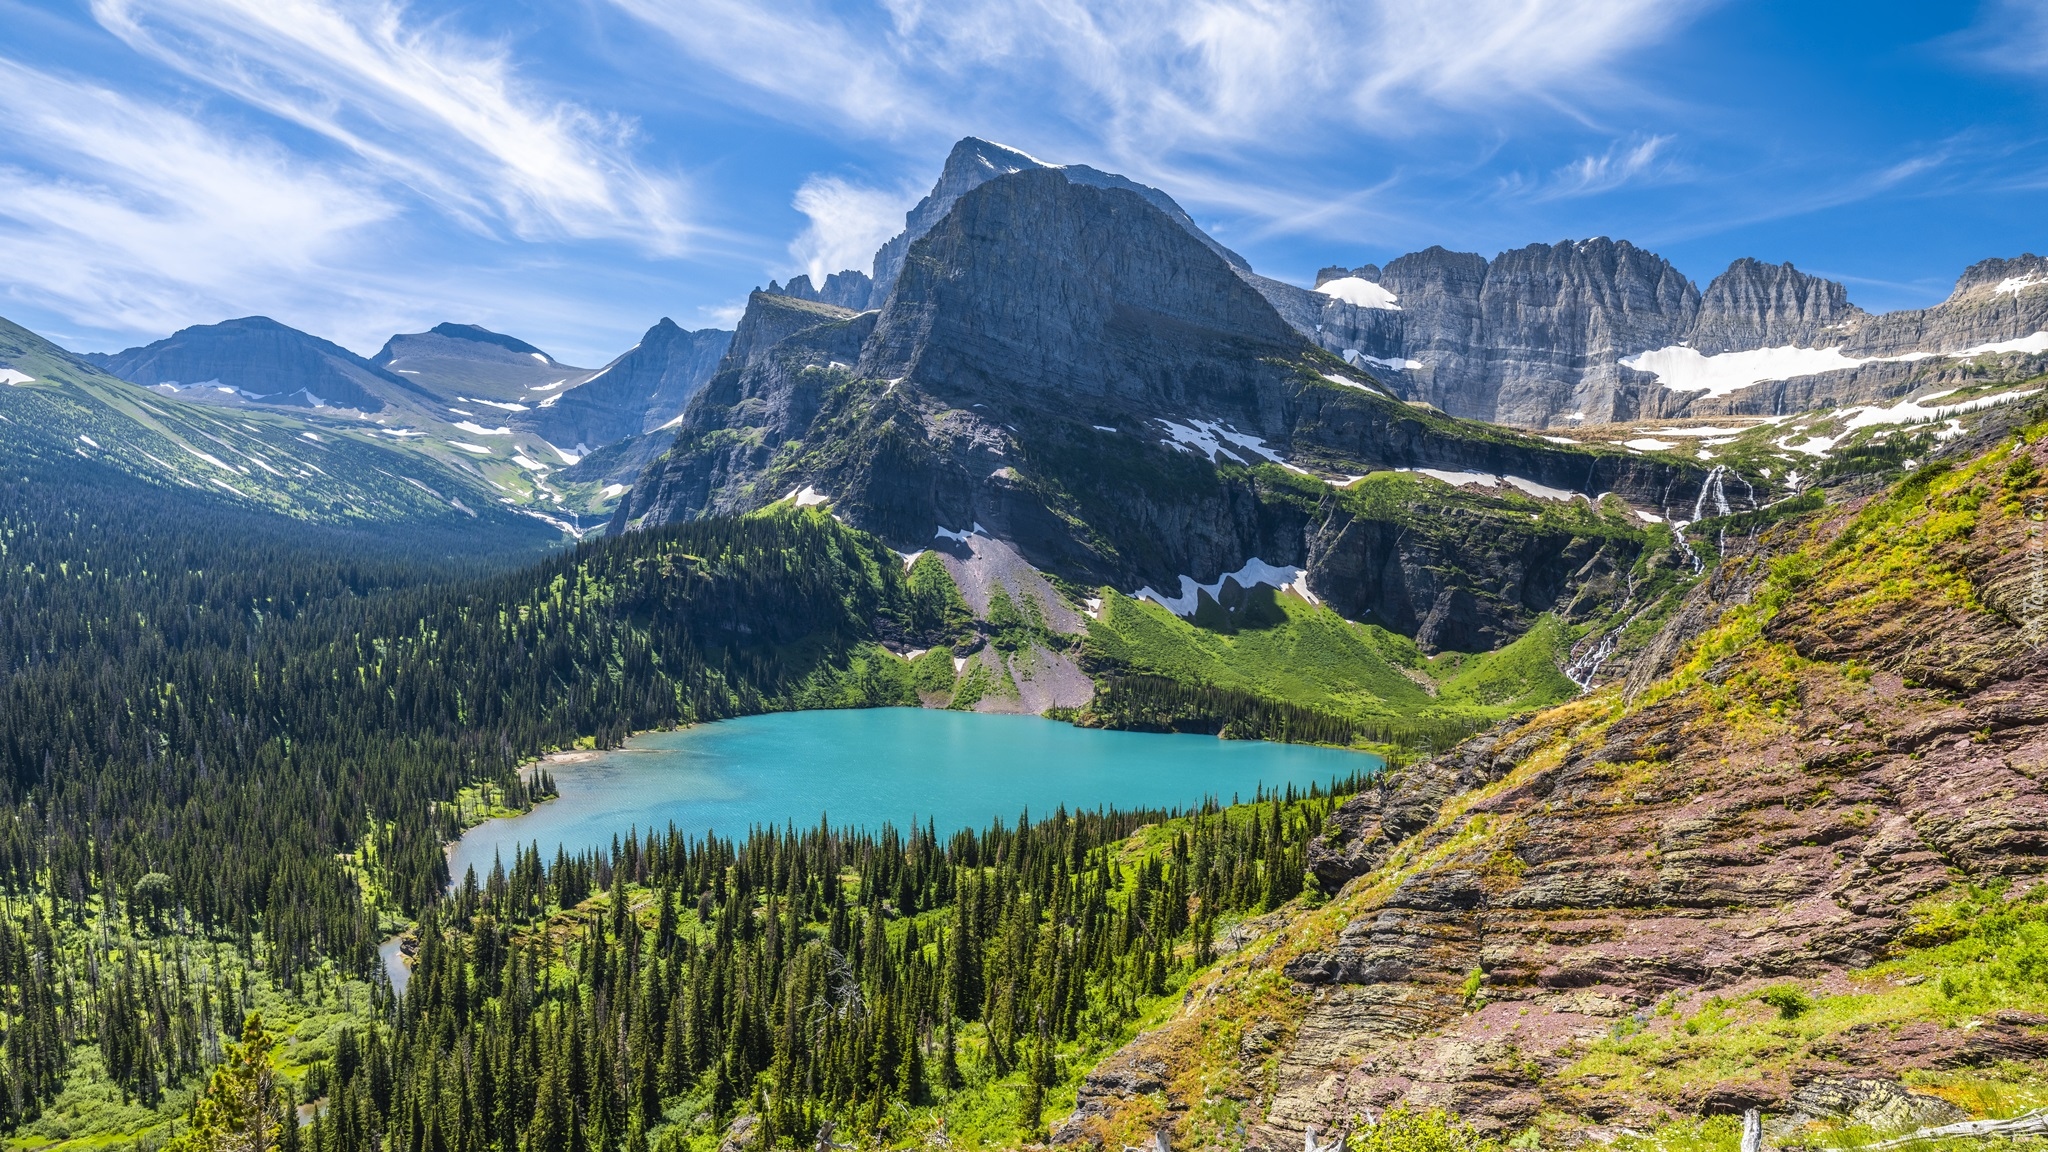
[766,271,877,312]
[1048,430,2048,1149]
[87,315,435,412]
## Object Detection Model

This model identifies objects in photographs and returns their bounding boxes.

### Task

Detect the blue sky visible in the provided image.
[1,0,2044,366]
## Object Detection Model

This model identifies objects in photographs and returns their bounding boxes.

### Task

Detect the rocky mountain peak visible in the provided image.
[727,291,858,373]
[1313,263,1383,287]
[767,271,878,312]
[86,314,425,413]
[1689,257,1861,354]
[418,322,550,359]
[866,137,1046,300]
[857,136,1250,311]
[859,167,1302,417]
[1947,253,2048,300]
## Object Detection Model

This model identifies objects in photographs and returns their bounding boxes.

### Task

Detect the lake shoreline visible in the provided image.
[444,708,1381,886]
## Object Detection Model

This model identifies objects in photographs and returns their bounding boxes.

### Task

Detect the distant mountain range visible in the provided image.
[774,137,2048,429]
[61,312,732,526]
[8,133,2043,576]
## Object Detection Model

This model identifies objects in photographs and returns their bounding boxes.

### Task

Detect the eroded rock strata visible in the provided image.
[1051,421,2048,1149]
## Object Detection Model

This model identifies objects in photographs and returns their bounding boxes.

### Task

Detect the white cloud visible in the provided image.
[1948,0,2048,77]
[1541,134,1674,198]
[90,0,692,253]
[609,0,1704,155]
[0,56,392,337]
[789,176,918,283]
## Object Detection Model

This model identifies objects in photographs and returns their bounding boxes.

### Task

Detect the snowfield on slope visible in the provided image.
[1134,558,1317,616]
[1622,332,2048,397]
[1315,277,1401,310]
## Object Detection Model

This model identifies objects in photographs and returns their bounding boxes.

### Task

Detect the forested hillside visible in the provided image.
[0,456,980,1138]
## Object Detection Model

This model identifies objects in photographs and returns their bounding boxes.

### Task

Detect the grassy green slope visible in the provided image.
[1081,589,1583,743]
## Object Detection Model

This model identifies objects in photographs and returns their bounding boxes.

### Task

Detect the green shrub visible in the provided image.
[1349,1108,1501,1152]
[1760,985,1812,1020]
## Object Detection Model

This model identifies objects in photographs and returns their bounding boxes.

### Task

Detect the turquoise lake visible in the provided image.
[447,708,1378,882]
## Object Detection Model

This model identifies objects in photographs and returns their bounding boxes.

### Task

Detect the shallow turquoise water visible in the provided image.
[448,708,1378,881]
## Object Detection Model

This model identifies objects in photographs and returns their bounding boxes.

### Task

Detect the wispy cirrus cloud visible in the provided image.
[788,176,919,285]
[0,56,391,337]
[607,0,1712,251]
[1531,134,1677,199]
[1945,0,2048,77]
[610,0,1707,157]
[89,0,693,253]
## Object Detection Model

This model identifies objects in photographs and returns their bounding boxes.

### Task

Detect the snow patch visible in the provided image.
[1644,425,1757,437]
[1321,372,1383,395]
[781,485,829,508]
[1092,424,1118,432]
[546,442,582,465]
[601,483,629,499]
[1626,333,2048,398]
[1539,435,1578,445]
[1400,468,1582,503]
[453,421,515,436]
[1156,418,1287,467]
[657,412,686,430]
[77,434,100,448]
[512,454,548,471]
[934,523,988,542]
[1622,438,1677,451]
[1342,349,1421,372]
[1133,557,1317,616]
[178,444,237,472]
[1994,274,2045,296]
[1499,475,1579,502]
[1315,277,1401,310]
[447,441,493,454]
[1634,510,1665,523]
[463,397,530,412]
[1956,331,2048,357]
[537,394,563,408]
[531,378,570,391]
[380,428,427,438]
[529,352,548,363]
[1839,386,2042,432]
[0,368,33,386]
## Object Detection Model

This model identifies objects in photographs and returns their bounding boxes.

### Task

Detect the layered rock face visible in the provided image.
[1687,256,1861,354]
[861,169,1298,424]
[1051,426,2048,1149]
[802,136,1254,313]
[620,166,1715,654]
[86,315,431,412]
[1271,247,2048,426]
